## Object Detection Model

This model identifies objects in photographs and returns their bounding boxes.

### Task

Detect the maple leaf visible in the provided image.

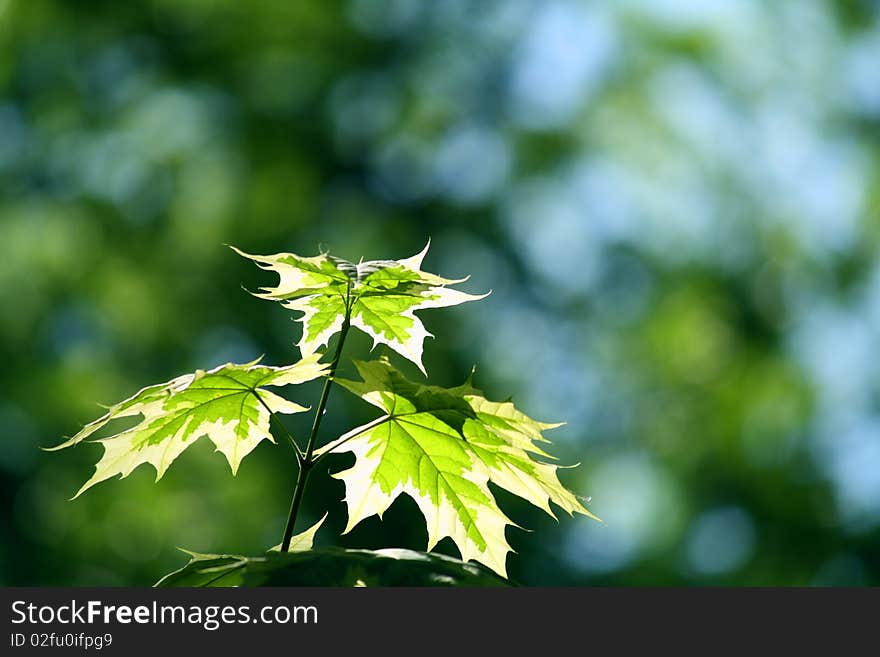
[316,358,599,577]
[49,355,329,497]
[231,241,487,374]
[156,547,507,587]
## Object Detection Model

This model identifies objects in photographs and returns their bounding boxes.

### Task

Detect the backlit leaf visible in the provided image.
[49,355,329,497]
[232,241,487,373]
[317,358,599,577]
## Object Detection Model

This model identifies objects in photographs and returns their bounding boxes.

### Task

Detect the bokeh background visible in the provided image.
[2,0,880,586]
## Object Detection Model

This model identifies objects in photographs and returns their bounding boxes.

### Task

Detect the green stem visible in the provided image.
[311,414,389,468]
[279,290,353,552]
[253,391,305,463]
[270,408,305,463]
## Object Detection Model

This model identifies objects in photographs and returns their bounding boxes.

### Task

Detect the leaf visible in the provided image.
[268,513,328,552]
[232,241,487,373]
[155,547,508,587]
[48,355,329,497]
[317,358,599,577]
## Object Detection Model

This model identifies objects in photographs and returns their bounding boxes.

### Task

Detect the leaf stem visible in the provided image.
[279,283,353,552]
[253,391,305,464]
[311,414,389,467]
[271,412,305,464]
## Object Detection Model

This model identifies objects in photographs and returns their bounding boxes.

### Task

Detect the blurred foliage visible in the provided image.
[2,0,880,585]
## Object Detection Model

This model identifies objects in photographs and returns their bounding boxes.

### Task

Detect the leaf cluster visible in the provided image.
[54,242,597,580]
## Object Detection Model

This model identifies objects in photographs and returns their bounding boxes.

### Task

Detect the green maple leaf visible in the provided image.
[49,354,329,497]
[316,358,599,577]
[156,547,508,587]
[232,241,487,373]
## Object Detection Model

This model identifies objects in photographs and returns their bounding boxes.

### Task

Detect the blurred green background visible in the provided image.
[2,0,880,586]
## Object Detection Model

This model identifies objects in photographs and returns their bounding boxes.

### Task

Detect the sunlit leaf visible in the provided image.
[49,355,329,497]
[318,358,599,577]
[232,241,487,373]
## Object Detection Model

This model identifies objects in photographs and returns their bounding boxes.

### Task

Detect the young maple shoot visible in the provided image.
[52,241,598,579]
